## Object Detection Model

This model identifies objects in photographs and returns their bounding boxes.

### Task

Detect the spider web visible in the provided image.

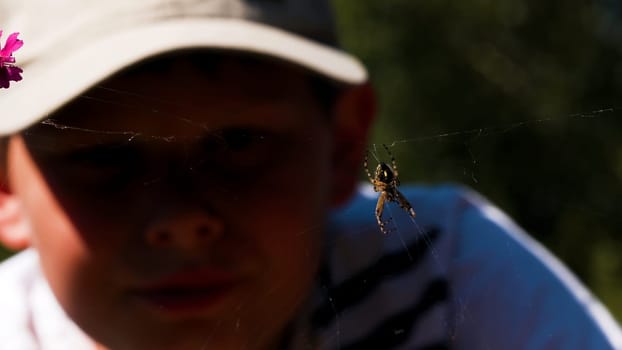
[2,79,622,350]
[1,0,621,347]
[350,105,622,348]
[2,93,622,348]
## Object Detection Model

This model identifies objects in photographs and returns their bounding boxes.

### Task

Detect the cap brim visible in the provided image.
[0,18,367,135]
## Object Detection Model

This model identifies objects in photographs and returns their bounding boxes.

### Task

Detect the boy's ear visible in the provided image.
[0,173,31,251]
[330,82,376,207]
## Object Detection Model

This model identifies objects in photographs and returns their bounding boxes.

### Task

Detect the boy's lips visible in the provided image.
[129,268,240,317]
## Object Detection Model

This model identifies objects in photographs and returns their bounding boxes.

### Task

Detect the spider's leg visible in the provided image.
[375,192,392,235]
[382,144,399,179]
[363,149,374,182]
[395,190,416,218]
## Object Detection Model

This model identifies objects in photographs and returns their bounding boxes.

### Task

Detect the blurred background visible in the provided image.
[333,0,622,319]
[1,0,621,322]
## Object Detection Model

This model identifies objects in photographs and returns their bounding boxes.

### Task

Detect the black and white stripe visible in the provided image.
[309,227,451,349]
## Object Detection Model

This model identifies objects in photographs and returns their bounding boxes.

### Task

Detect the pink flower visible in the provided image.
[0,31,23,89]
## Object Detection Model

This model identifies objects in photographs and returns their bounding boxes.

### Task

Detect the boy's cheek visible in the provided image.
[23,193,124,335]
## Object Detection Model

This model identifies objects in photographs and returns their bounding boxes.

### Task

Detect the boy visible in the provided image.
[0,0,620,349]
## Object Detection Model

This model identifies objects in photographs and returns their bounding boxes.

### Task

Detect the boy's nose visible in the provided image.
[145,211,224,250]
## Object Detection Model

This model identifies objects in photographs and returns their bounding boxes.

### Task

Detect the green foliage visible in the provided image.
[0,246,11,261]
[334,0,622,319]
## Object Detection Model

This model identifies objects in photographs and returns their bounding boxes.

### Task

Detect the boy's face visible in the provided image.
[4,56,367,350]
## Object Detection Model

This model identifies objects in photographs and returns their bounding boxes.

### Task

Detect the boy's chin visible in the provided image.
[95,318,279,350]
[85,293,287,350]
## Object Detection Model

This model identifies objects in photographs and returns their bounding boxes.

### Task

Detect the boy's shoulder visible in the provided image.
[0,250,42,348]
[0,249,40,315]
[0,250,94,349]
[315,183,622,349]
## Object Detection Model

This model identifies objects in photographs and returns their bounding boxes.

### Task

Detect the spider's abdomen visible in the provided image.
[375,163,395,183]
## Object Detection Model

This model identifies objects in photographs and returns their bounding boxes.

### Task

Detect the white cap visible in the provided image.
[0,0,368,135]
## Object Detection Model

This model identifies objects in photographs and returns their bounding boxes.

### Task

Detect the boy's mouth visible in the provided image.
[129,268,239,317]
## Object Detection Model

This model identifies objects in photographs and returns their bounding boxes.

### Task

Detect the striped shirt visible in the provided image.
[1,185,620,349]
[289,185,622,349]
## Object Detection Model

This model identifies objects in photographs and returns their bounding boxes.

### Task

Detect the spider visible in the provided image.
[364,144,416,235]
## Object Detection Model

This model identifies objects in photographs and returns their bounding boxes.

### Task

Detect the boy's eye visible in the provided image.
[52,143,141,190]
[221,128,264,151]
[199,127,279,172]
[66,144,137,166]
[61,143,143,173]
